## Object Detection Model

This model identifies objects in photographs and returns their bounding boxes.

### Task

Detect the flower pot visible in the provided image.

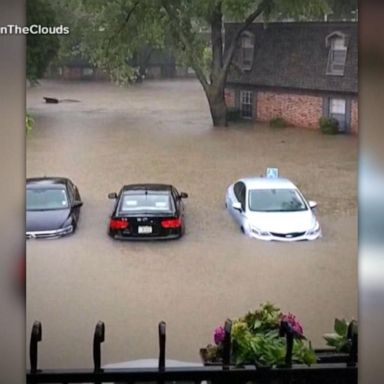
[315,348,350,364]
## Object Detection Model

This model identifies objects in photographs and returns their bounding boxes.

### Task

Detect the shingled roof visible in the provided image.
[225,22,357,94]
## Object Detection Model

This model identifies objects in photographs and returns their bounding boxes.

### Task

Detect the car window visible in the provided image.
[171,188,179,202]
[27,188,69,210]
[67,182,75,202]
[234,182,246,209]
[239,184,246,210]
[173,189,183,211]
[118,192,174,213]
[248,188,307,212]
[234,182,243,201]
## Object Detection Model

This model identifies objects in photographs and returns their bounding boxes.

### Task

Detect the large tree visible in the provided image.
[55,0,339,126]
[27,0,60,83]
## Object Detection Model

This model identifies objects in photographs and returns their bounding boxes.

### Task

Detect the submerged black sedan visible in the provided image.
[108,184,188,240]
[26,177,83,239]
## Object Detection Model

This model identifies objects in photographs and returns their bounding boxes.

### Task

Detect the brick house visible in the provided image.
[224,22,358,134]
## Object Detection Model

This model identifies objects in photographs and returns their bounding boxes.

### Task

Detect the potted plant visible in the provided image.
[316,318,358,364]
[201,303,316,368]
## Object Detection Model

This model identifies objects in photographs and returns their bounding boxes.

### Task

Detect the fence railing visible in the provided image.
[27,320,358,384]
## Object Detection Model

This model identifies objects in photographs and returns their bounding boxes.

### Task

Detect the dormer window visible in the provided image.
[326,32,348,76]
[240,31,254,70]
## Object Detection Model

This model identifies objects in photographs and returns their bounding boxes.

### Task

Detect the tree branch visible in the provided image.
[105,0,140,58]
[222,0,268,74]
[161,0,209,91]
[210,1,223,84]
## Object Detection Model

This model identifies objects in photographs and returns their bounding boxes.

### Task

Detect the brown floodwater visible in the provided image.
[26,79,357,369]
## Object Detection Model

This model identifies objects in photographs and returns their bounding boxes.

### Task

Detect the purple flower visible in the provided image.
[281,313,304,335]
[214,326,225,345]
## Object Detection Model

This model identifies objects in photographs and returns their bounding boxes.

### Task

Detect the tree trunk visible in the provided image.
[206,85,227,127]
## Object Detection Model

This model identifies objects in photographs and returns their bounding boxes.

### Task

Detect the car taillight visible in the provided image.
[109,218,129,230]
[161,218,182,228]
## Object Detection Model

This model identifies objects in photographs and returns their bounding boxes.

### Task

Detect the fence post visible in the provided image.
[347,320,358,367]
[158,321,166,371]
[29,321,42,374]
[158,322,166,384]
[279,320,293,368]
[93,321,105,372]
[222,319,232,370]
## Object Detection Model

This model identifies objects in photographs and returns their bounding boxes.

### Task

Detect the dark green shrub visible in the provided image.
[226,107,241,122]
[269,117,287,128]
[319,117,339,135]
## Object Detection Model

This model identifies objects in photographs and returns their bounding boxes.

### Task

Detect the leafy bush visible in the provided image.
[319,117,339,135]
[269,117,287,128]
[226,107,241,122]
[205,303,316,367]
[324,318,357,353]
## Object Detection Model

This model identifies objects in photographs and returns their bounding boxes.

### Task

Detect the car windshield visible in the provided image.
[119,192,173,213]
[27,188,69,210]
[248,188,307,212]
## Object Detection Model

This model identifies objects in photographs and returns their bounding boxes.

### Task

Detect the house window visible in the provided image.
[240,90,253,119]
[329,98,346,131]
[326,33,347,76]
[330,98,346,115]
[240,32,254,70]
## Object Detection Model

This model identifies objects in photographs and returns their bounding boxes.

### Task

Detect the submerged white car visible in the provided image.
[225,177,321,241]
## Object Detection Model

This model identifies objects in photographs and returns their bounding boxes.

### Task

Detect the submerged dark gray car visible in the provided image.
[26,177,83,239]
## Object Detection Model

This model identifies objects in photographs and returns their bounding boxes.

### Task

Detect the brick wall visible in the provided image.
[351,99,358,134]
[256,91,323,129]
[224,88,236,108]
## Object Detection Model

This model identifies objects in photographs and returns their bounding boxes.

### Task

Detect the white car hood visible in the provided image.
[246,210,316,233]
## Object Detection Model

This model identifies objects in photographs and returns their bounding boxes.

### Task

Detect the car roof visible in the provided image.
[26,177,70,188]
[122,184,173,193]
[239,177,298,190]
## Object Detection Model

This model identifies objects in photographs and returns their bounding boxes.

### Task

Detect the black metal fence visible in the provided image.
[27,320,357,384]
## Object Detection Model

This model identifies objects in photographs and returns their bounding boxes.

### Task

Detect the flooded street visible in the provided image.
[26,79,357,369]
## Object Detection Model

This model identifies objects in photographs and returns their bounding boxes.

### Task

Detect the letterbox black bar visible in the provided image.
[93,321,105,372]
[30,321,42,374]
[27,364,357,383]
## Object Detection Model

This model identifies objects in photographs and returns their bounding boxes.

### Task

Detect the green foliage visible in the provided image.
[46,0,343,125]
[27,0,60,82]
[53,0,334,85]
[210,303,316,367]
[241,302,282,332]
[269,117,287,128]
[50,0,167,84]
[204,344,220,361]
[325,0,358,20]
[263,0,330,22]
[323,318,356,353]
[319,116,339,135]
[293,339,317,365]
[26,113,34,133]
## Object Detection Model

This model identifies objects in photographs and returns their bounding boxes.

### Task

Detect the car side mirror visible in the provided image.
[232,202,242,211]
[108,192,117,199]
[73,200,83,208]
[308,201,317,209]
[179,192,188,199]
